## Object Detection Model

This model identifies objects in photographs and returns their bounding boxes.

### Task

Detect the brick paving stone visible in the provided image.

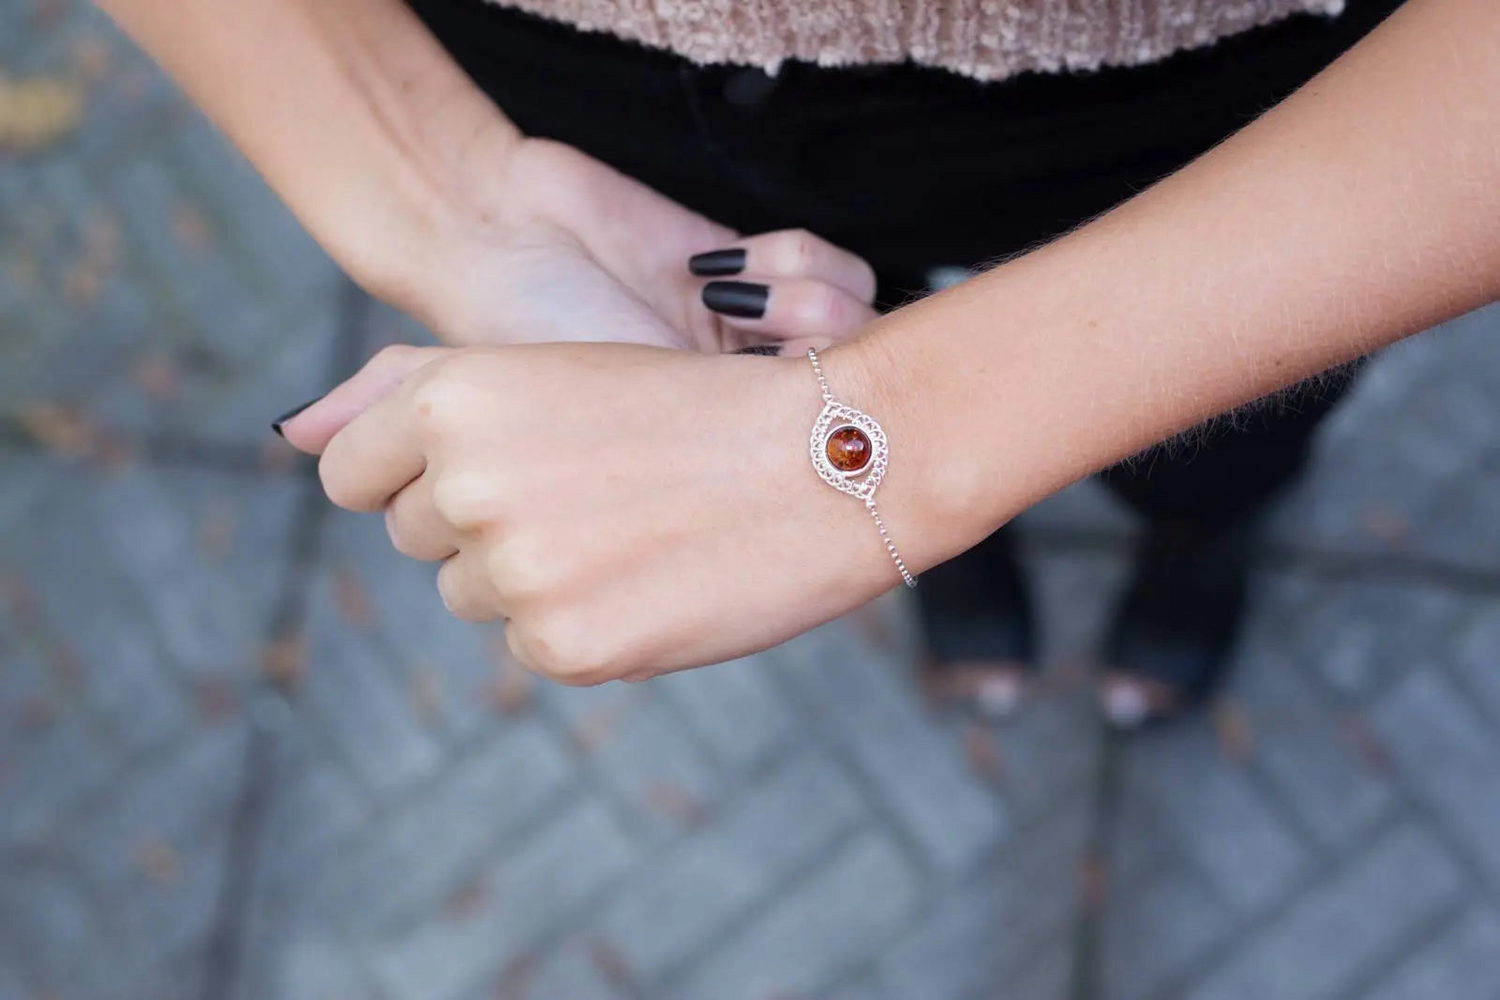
[1227,634,1395,851]
[0,860,116,1000]
[1364,905,1500,1000]
[1102,863,1231,1000]
[368,798,637,1000]
[876,795,1090,1000]
[1292,579,1458,704]
[503,936,632,1000]
[667,832,922,1000]
[595,750,866,982]
[320,720,572,935]
[301,561,445,798]
[1369,670,1500,887]
[1450,600,1500,724]
[0,713,114,851]
[322,510,503,744]
[68,718,248,888]
[655,653,796,773]
[772,628,1009,875]
[87,468,292,683]
[1120,719,1309,916]
[551,687,723,841]
[1180,823,1464,1000]
[999,938,1074,1000]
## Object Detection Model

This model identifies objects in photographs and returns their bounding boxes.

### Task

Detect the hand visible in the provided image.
[413,140,879,353]
[280,339,933,685]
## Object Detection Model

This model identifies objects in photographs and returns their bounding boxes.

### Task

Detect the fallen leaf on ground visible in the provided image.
[1212,698,1254,764]
[444,877,488,919]
[485,659,534,716]
[171,202,213,253]
[130,355,179,401]
[133,835,181,884]
[197,502,237,561]
[645,781,708,827]
[261,633,306,689]
[493,951,536,1000]
[962,723,1006,783]
[1340,714,1395,775]
[333,566,372,628]
[0,75,85,153]
[410,665,442,725]
[17,401,101,458]
[587,938,632,988]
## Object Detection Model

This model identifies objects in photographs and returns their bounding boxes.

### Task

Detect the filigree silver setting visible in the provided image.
[809,406,888,499]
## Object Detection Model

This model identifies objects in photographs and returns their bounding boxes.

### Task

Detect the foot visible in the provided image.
[1100,516,1254,729]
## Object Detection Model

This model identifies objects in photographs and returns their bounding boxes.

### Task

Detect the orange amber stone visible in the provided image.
[826,426,872,473]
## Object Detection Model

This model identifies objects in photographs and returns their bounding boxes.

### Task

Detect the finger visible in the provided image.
[384,474,461,561]
[702,278,877,344]
[276,344,448,455]
[690,228,877,304]
[436,550,504,622]
[318,365,434,512]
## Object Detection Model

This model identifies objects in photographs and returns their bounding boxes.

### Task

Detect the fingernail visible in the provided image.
[688,248,746,277]
[271,395,323,437]
[733,344,782,356]
[702,280,768,319]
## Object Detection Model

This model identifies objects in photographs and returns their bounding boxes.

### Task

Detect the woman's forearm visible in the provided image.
[95,0,522,308]
[853,0,1500,566]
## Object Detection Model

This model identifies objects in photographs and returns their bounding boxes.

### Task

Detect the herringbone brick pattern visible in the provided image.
[3,4,1499,999]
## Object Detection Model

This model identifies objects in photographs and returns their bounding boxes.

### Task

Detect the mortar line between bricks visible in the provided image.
[755,644,954,879]
[828,766,1103,1000]
[647,818,873,997]
[1327,898,1472,1000]
[1137,811,1419,1000]
[197,277,366,1000]
[1072,725,1124,1000]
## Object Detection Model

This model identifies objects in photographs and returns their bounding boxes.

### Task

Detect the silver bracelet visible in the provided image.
[805,347,917,588]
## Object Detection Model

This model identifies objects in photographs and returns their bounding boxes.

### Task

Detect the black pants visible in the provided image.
[410,0,1398,563]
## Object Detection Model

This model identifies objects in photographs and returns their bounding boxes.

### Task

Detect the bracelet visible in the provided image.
[805,347,917,588]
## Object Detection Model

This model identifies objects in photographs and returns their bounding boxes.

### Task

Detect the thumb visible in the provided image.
[273,344,449,455]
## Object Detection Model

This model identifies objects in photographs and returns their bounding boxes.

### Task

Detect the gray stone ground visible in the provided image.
[3,4,1500,999]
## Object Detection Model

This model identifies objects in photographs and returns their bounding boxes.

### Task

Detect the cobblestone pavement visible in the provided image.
[4,4,1500,999]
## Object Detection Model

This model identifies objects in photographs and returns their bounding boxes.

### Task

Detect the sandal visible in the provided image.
[1099,515,1255,729]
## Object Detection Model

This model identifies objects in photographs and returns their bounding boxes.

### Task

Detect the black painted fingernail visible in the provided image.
[702,280,768,319]
[733,344,782,356]
[271,395,323,437]
[688,248,746,277]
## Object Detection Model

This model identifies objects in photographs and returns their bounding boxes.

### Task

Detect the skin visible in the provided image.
[101,0,1500,685]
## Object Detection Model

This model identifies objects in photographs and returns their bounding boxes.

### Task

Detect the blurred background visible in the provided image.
[4,2,1500,999]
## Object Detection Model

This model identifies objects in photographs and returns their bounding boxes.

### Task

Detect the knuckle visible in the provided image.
[383,505,417,556]
[370,343,420,371]
[796,284,843,329]
[436,563,488,622]
[525,611,619,685]
[430,471,494,531]
[782,228,819,272]
[317,449,364,511]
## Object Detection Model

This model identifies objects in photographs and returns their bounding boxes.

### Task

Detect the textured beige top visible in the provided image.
[488,0,1345,80]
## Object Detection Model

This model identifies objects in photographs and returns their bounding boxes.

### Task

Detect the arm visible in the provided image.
[850,0,1500,565]
[97,0,878,351]
[278,0,1499,685]
[95,0,517,317]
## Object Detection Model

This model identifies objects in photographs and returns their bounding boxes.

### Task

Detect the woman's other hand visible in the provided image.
[420,140,878,354]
